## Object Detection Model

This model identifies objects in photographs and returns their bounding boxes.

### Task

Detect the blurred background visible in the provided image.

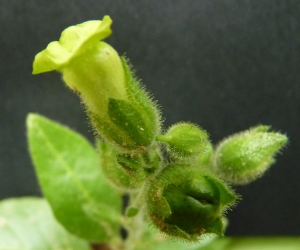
[1,0,299,236]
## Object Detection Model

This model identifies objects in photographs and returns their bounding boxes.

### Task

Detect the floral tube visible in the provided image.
[33,16,161,152]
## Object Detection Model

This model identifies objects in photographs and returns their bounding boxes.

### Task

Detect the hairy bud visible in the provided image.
[156,122,209,159]
[213,125,288,185]
[146,164,236,242]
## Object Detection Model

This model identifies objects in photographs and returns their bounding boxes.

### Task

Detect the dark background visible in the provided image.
[1,0,299,236]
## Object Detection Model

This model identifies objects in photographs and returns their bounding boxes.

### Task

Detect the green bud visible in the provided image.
[146,164,236,242]
[213,125,288,185]
[156,123,209,159]
[32,16,160,151]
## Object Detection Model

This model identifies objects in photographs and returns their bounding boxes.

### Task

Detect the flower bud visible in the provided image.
[213,125,288,185]
[33,16,160,151]
[146,164,236,242]
[156,123,209,159]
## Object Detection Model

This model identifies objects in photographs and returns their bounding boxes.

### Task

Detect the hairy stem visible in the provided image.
[123,185,147,250]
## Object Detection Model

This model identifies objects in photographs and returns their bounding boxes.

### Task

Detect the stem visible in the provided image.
[123,184,147,250]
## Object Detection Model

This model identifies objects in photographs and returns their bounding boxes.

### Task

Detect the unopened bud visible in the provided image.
[146,164,236,242]
[156,123,209,159]
[213,125,288,185]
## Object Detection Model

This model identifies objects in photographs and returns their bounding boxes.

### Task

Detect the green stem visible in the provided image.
[123,184,147,250]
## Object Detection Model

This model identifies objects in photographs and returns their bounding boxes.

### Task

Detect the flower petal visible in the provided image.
[32,15,112,74]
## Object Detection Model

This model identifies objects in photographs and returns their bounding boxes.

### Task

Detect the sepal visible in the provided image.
[106,98,154,149]
[97,141,145,191]
[97,141,162,191]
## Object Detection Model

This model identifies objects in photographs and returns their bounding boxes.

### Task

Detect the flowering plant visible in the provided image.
[0,16,295,250]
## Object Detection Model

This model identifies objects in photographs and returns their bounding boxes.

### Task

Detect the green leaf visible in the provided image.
[0,197,91,250]
[26,114,122,242]
[197,237,300,250]
[133,226,217,250]
[134,234,300,250]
